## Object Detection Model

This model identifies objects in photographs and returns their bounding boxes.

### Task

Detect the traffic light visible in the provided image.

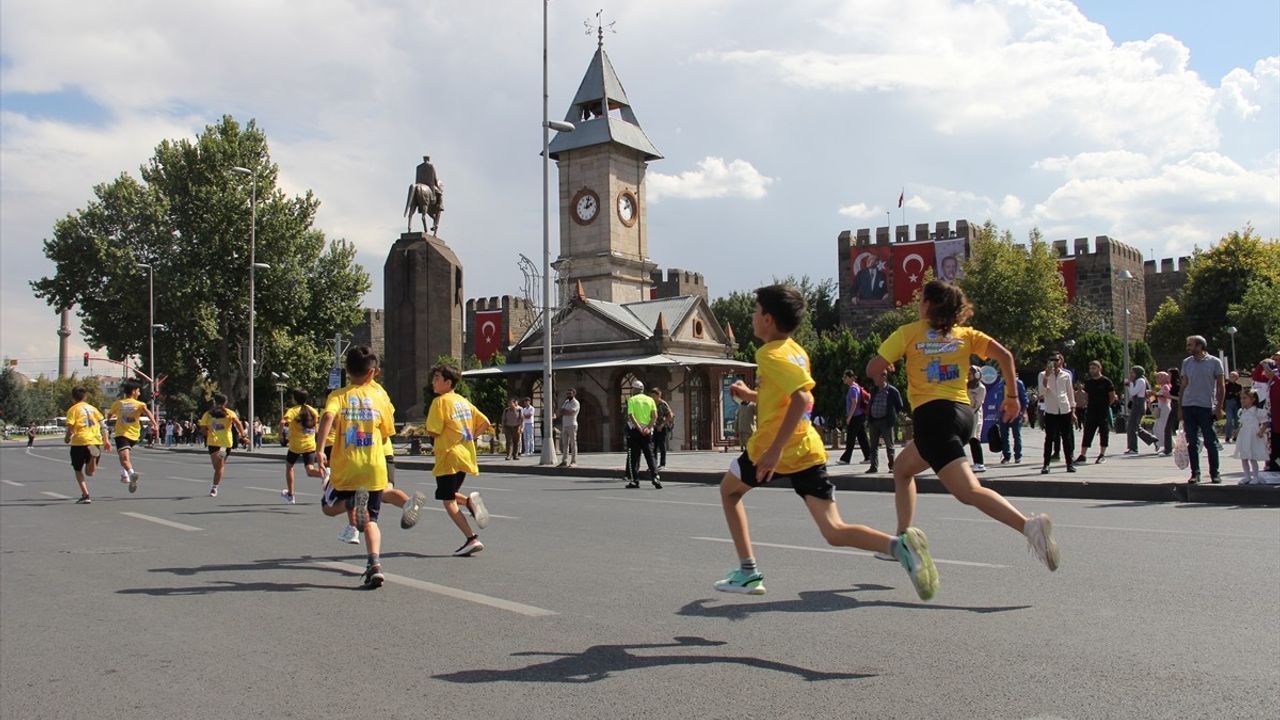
[82,352,89,367]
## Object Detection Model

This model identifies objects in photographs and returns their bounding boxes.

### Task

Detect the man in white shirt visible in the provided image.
[1038,352,1076,474]
[557,389,580,468]
[520,397,536,457]
[1124,366,1149,455]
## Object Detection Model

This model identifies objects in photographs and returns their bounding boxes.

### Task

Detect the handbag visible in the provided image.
[987,425,1003,453]
[1173,431,1189,470]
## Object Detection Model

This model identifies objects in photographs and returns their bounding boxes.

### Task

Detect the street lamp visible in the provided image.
[231,165,259,451]
[272,371,290,420]
[541,0,575,465]
[136,263,156,422]
[1226,326,1238,371]
[1118,269,1134,382]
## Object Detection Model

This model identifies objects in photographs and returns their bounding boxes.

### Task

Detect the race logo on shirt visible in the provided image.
[926,358,961,383]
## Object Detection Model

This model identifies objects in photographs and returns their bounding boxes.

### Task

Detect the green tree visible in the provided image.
[1179,226,1280,353]
[710,290,757,362]
[1145,296,1188,371]
[1063,331,1124,381]
[958,224,1068,359]
[1226,277,1280,370]
[31,115,370,422]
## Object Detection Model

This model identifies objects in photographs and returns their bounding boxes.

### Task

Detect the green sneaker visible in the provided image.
[713,568,766,595]
[897,527,939,601]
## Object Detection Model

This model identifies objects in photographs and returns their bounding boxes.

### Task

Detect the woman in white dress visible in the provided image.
[1233,390,1270,484]
[1151,371,1172,453]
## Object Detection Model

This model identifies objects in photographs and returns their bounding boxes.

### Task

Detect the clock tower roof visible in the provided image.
[548,45,662,161]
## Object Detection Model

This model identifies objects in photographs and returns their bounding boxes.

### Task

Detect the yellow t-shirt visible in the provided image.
[108,398,147,441]
[282,404,319,454]
[66,401,105,446]
[877,320,993,408]
[323,382,394,491]
[747,338,827,474]
[200,408,241,449]
[370,380,395,457]
[426,391,490,477]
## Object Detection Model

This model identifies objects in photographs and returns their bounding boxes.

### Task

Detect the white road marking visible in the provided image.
[1,479,25,487]
[310,561,556,616]
[170,476,209,483]
[24,449,67,464]
[938,516,1275,539]
[691,537,1009,569]
[245,486,316,497]
[41,491,73,499]
[453,485,516,492]
[423,507,520,520]
[597,495,743,509]
[119,512,203,532]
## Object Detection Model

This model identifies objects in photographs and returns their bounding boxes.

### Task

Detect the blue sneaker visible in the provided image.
[897,528,939,601]
[713,568,766,595]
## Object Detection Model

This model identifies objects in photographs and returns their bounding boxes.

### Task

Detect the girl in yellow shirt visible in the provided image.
[199,392,246,498]
[868,280,1059,571]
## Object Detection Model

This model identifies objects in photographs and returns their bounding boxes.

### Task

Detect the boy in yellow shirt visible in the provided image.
[714,285,939,600]
[105,380,156,494]
[316,346,396,588]
[279,388,321,504]
[64,385,112,504]
[425,364,493,556]
[199,393,246,498]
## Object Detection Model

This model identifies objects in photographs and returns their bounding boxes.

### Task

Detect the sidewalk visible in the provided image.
[39,427,1275,506]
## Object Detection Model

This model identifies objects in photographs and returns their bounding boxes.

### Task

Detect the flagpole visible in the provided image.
[900,186,906,229]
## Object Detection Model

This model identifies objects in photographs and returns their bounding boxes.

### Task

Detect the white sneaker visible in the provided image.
[280,489,295,504]
[119,471,130,484]
[1023,513,1060,571]
[972,464,987,473]
[337,525,361,545]
[468,491,491,529]
[453,536,484,556]
[208,485,218,498]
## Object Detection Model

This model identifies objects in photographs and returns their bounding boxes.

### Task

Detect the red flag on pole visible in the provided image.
[891,240,936,307]
[474,310,503,362]
[898,189,904,208]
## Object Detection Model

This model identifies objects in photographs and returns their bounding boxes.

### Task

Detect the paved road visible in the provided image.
[2,445,1277,719]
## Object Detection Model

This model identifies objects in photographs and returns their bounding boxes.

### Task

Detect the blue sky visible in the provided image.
[2,0,1277,377]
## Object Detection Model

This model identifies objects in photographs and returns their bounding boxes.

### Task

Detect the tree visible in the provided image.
[1145,296,1188,371]
[1226,277,1280,370]
[1179,226,1280,353]
[711,275,838,362]
[31,115,370,422]
[710,290,757,362]
[958,223,1068,360]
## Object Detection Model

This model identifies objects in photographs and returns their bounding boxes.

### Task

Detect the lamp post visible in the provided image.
[272,371,290,419]
[1226,326,1237,371]
[541,0,576,465]
[1118,269,1134,383]
[135,263,157,422]
[231,166,260,451]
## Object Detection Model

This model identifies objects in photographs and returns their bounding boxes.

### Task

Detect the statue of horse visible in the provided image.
[405,182,443,234]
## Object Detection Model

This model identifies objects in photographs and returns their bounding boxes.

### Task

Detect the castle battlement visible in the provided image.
[465,296,533,313]
[842,218,978,247]
[1050,235,1142,263]
[650,267,708,301]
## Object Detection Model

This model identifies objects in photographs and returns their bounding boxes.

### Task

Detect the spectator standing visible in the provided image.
[651,388,673,469]
[624,379,660,488]
[1163,367,1181,455]
[837,370,871,464]
[998,376,1027,464]
[1261,353,1279,472]
[1124,366,1149,455]
[1075,361,1115,464]
[1224,371,1243,443]
[1233,390,1269,483]
[1180,335,1225,484]
[501,399,523,460]
[26,425,36,447]
[734,400,756,451]
[1038,352,1076,474]
[966,366,988,472]
[1026,391,1039,429]
[1073,382,1088,430]
[1251,358,1273,408]
[520,397,536,456]
[557,388,580,468]
[865,370,903,473]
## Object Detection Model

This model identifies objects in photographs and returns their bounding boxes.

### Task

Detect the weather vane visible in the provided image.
[584,9,616,48]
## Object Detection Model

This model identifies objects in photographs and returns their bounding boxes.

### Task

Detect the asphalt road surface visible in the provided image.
[2,445,1277,719]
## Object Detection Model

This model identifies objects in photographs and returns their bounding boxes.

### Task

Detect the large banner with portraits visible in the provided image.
[849,245,892,306]
[934,238,966,283]
[891,240,936,307]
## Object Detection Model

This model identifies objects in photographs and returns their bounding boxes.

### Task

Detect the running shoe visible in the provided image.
[337,525,361,545]
[119,471,129,484]
[88,444,101,458]
[208,485,218,498]
[652,477,663,489]
[625,480,640,489]
[1023,513,1060,571]
[353,489,369,529]
[128,471,139,494]
[453,536,484,556]
[401,491,427,529]
[713,568,766,595]
[897,527,939,601]
[361,563,385,589]
[973,464,987,472]
[76,495,92,504]
[280,489,295,505]
[468,491,490,529]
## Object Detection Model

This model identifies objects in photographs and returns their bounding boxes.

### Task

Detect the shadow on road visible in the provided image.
[433,636,872,684]
[676,584,1032,621]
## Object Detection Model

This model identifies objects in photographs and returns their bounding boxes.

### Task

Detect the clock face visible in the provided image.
[617,191,637,226]
[572,189,600,225]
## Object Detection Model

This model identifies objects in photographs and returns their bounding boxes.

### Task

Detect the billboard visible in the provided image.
[849,245,892,306]
[934,238,966,283]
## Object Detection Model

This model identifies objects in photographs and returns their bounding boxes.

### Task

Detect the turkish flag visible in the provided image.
[891,240,936,307]
[474,310,503,362]
[1057,258,1077,302]
[897,189,904,208]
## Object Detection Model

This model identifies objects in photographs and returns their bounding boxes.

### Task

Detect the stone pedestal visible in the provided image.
[383,233,462,422]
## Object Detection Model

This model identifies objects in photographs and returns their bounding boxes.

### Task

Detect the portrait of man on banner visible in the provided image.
[935,238,966,283]
[474,310,503,362]
[850,245,891,305]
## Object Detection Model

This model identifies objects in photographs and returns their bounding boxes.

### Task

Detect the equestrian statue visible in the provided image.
[405,155,444,234]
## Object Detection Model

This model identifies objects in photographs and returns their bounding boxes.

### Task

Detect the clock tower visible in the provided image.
[549,37,662,304]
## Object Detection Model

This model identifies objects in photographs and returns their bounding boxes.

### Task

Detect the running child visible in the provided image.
[64,385,112,504]
[425,363,493,557]
[199,393,246,498]
[714,285,939,600]
[315,346,396,588]
[867,280,1059,571]
[105,380,156,494]
[279,388,321,504]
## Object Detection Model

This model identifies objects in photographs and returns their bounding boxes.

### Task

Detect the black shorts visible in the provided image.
[114,436,138,451]
[728,451,834,501]
[207,446,231,458]
[911,400,974,472]
[321,483,383,522]
[285,450,317,467]
[434,472,466,500]
[69,445,94,471]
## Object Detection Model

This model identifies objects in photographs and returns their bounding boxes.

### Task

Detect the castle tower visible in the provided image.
[548,35,662,304]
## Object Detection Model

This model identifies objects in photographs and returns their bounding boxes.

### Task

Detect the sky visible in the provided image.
[2,0,1277,378]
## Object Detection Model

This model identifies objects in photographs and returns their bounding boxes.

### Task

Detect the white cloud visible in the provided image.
[647,157,773,202]
[836,202,884,219]
[1033,150,1155,180]
[1216,57,1280,119]
[1000,194,1024,218]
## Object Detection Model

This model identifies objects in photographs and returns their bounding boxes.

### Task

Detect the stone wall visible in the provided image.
[1142,256,1192,322]
[650,267,708,300]
[1055,235,1147,341]
[350,308,385,361]
[464,295,534,362]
